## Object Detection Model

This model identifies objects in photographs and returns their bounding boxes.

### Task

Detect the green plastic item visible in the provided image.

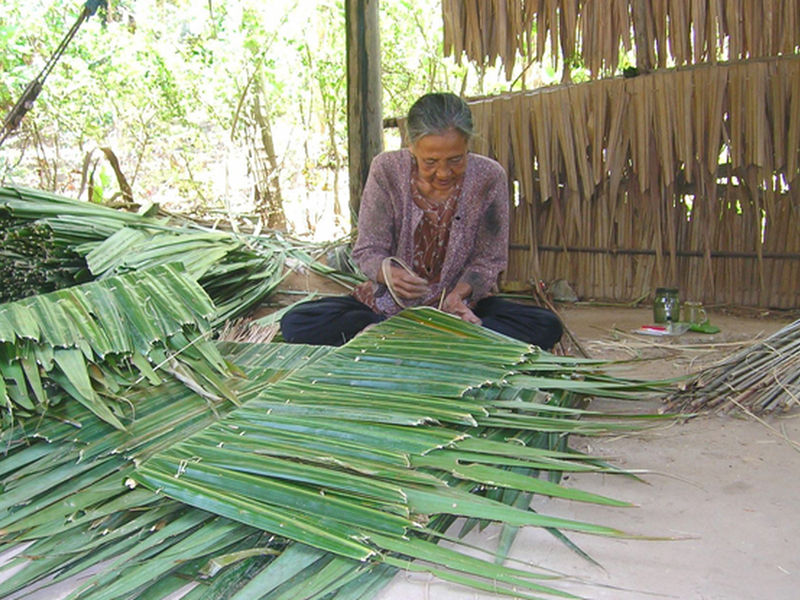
[689,322,720,334]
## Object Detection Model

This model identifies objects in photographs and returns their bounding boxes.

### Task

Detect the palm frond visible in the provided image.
[0,342,334,600]
[81,225,290,324]
[1,268,672,600]
[132,308,668,598]
[0,186,363,323]
[0,264,233,430]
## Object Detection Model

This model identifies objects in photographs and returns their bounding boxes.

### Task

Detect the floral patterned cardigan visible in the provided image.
[351,148,509,317]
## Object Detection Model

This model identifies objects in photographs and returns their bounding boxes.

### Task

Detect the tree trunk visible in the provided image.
[249,73,286,230]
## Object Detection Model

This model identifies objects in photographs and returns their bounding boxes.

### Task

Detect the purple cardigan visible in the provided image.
[352,148,509,316]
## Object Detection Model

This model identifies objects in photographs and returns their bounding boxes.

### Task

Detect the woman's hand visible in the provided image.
[382,265,429,300]
[442,287,481,325]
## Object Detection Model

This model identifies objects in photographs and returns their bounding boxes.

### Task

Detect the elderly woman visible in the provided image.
[280,92,562,349]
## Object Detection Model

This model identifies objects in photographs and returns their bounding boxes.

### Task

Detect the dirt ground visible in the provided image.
[378,303,800,600]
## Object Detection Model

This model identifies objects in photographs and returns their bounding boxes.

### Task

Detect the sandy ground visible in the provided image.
[378,304,800,600]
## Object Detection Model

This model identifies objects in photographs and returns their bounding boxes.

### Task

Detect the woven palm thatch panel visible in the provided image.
[466,56,800,308]
[443,0,800,78]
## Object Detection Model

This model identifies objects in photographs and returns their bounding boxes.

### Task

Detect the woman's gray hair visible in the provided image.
[406,92,474,144]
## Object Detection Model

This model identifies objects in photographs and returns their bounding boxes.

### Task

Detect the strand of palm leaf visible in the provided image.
[663,319,800,414]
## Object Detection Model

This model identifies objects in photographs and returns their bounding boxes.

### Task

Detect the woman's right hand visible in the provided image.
[442,290,481,324]
[382,265,429,300]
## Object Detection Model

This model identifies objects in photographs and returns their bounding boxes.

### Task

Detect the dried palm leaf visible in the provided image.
[467,56,800,309]
[442,0,800,78]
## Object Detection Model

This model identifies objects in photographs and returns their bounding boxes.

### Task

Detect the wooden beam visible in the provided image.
[345,0,383,230]
[510,245,800,260]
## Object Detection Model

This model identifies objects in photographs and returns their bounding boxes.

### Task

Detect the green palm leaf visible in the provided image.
[0,264,230,429]
[1,186,362,322]
[0,254,673,600]
[0,342,332,600]
[131,308,667,598]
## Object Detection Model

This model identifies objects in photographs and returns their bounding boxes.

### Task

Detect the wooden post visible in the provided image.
[345,0,383,230]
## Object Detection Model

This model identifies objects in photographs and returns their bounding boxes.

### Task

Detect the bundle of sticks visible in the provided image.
[664,319,800,414]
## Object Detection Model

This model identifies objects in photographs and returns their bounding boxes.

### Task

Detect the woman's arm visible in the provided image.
[351,155,399,281]
[352,152,429,301]
[458,165,510,301]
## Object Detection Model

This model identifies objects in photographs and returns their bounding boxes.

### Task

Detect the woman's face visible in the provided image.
[410,128,468,192]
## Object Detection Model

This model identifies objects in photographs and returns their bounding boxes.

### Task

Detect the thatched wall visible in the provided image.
[466,56,800,308]
[443,0,800,79]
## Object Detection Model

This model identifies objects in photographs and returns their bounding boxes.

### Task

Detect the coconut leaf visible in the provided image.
[0,342,332,600]
[131,308,666,598]
[0,264,231,429]
[1,186,363,322]
[2,291,671,600]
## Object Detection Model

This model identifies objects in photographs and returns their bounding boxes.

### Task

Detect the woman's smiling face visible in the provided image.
[410,128,469,192]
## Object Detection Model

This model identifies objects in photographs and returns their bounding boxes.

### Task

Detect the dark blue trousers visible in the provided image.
[280,295,562,349]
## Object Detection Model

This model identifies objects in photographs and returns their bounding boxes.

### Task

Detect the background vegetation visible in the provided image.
[0,0,558,239]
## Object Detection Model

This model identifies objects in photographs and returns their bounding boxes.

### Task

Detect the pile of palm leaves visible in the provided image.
[0,264,233,430]
[0,186,361,323]
[0,187,677,598]
[664,319,800,414]
[0,265,670,599]
[0,199,90,302]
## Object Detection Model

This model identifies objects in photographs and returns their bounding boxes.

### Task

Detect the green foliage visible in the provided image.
[0,264,232,430]
[0,301,670,599]
[0,1,561,232]
[379,0,469,118]
[0,23,29,107]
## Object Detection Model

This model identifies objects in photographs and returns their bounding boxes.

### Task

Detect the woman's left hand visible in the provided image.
[442,289,481,325]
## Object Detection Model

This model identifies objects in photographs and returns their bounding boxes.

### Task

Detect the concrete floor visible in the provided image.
[378,404,800,600]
